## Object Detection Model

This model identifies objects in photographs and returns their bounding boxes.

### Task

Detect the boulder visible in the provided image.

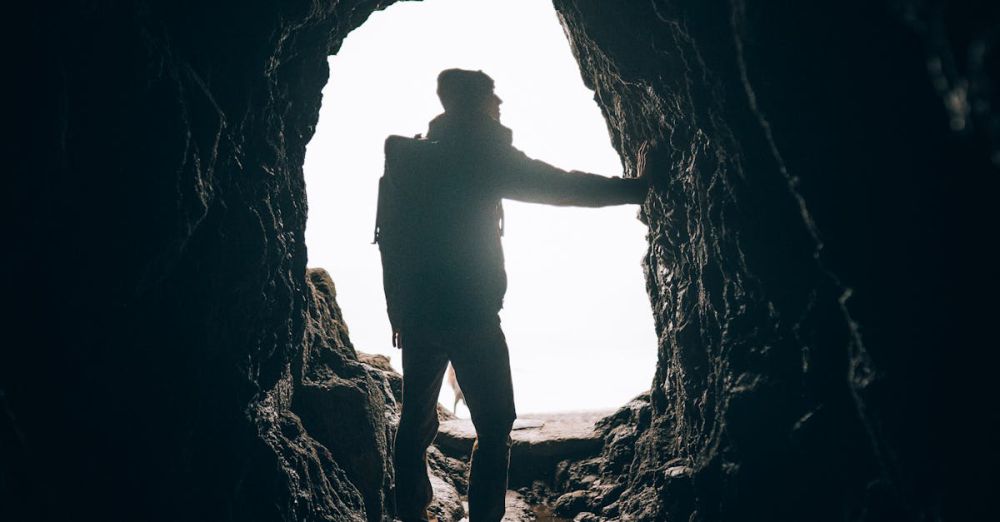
[436,410,609,486]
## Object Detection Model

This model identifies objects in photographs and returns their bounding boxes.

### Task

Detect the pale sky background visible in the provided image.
[304,0,657,415]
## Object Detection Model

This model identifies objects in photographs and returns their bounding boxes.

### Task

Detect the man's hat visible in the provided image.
[436,69,496,112]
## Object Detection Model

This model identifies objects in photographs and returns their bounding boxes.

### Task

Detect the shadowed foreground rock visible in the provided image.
[553,1,1000,520]
[5,1,998,521]
[7,1,406,520]
[296,269,467,522]
[293,269,395,522]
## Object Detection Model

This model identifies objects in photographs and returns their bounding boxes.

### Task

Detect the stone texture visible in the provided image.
[428,469,466,522]
[553,490,591,517]
[293,269,395,522]
[553,1,1000,520]
[503,491,537,522]
[436,411,608,487]
[4,2,404,520]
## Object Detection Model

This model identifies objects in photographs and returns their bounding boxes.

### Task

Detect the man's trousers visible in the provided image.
[393,314,516,522]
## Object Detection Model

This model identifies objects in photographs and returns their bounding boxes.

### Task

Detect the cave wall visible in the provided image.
[5,0,998,521]
[4,1,402,521]
[554,0,999,520]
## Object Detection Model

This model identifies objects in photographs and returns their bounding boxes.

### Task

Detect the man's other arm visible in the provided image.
[498,148,647,207]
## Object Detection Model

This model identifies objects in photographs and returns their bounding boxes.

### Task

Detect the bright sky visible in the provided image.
[304,0,657,414]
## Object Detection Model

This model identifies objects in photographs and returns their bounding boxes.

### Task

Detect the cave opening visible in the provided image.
[303,0,657,416]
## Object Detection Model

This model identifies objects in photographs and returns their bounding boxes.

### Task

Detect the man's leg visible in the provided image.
[449,317,516,522]
[394,336,449,522]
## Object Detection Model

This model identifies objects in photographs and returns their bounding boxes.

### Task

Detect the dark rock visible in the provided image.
[593,395,649,476]
[554,457,600,492]
[293,269,393,522]
[457,491,535,522]
[357,352,404,407]
[599,501,620,519]
[553,490,591,517]
[428,446,470,497]
[437,411,607,487]
[552,0,1000,520]
[256,395,369,522]
[426,456,466,522]
[501,490,537,522]
[297,269,468,521]
[589,482,624,508]
[6,1,402,520]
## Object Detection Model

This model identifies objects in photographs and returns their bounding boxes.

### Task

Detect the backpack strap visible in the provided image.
[373,135,413,245]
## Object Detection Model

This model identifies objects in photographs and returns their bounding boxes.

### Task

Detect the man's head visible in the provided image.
[436,68,503,120]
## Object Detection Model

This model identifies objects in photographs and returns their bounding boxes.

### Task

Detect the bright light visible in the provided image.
[304,0,657,414]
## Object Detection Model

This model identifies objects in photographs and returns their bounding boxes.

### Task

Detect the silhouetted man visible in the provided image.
[376,69,648,522]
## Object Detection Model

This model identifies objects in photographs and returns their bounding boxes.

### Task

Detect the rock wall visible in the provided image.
[4,1,403,521]
[554,0,999,520]
[4,1,997,521]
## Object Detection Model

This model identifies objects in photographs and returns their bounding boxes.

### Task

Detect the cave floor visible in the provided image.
[436,410,611,521]
[452,491,569,522]
[436,410,610,466]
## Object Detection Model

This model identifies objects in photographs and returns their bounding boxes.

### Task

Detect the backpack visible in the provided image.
[372,135,504,344]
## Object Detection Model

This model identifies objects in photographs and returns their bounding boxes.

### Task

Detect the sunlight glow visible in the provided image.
[304,0,657,414]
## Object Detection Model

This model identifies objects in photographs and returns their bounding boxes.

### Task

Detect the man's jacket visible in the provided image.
[376,112,645,332]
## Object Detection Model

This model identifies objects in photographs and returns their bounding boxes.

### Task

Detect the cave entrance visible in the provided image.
[304,0,656,416]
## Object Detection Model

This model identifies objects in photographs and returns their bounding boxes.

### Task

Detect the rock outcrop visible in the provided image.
[294,269,396,522]
[5,2,405,520]
[5,1,997,521]
[437,411,608,488]
[553,1,999,520]
[294,268,469,522]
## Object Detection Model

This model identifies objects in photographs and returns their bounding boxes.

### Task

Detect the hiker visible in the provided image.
[376,68,649,522]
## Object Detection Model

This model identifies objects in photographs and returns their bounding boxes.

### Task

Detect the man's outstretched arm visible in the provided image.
[498,146,648,206]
